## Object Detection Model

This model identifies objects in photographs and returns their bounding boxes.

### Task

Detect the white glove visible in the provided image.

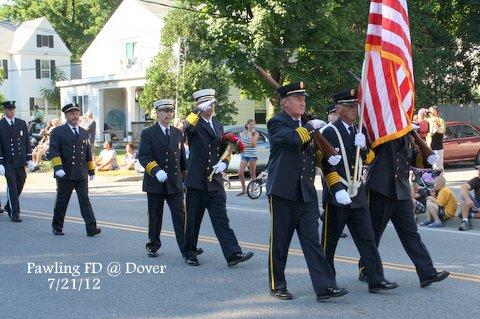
[155,170,168,182]
[27,160,36,172]
[335,189,352,205]
[328,155,342,166]
[354,133,366,149]
[412,123,420,130]
[197,98,216,112]
[89,175,95,182]
[0,164,4,175]
[427,154,439,166]
[212,162,227,174]
[307,119,327,130]
[55,169,66,178]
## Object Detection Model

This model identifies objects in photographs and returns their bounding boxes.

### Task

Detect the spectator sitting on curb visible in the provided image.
[120,143,137,170]
[458,165,480,231]
[420,175,457,227]
[95,141,118,171]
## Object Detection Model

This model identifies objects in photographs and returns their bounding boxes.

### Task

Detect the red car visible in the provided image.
[444,121,480,165]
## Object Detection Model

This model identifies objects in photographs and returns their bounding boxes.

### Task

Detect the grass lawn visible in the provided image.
[39,145,137,177]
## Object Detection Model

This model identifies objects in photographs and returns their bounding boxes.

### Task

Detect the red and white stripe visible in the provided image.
[360,0,415,148]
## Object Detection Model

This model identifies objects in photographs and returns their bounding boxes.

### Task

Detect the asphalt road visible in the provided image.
[0,166,479,319]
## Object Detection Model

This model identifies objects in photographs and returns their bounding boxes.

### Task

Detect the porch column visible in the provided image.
[126,86,137,134]
[98,89,105,142]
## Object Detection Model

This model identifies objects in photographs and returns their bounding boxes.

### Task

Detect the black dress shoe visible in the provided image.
[369,280,399,293]
[227,252,254,267]
[316,287,348,301]
[0,207,4,214]
[358,268,368,283]
[147,248,158,257]
[340,232,348,238]
[193,248,204,255]
[420,271,450,288]
[185,256,200,266]
[52,228,64,235]
[87,228,101,237]
[11,217,22,222]
[270,288,293,300]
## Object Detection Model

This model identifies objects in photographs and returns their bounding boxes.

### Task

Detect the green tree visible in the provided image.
[140,51,237,124]
[161,0,479,114]
[40,67,67,110]
[0,0,122,61]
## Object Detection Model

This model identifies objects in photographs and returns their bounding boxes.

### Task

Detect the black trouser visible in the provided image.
[52,179,97,233]
[146,191,185,254]
[359,190,438,281]
[268,195,336,295]
[321,203,385,285]
[4,163,27,219]
[183,187,241,260]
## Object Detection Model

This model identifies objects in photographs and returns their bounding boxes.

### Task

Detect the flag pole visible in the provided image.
[352,52,370,193]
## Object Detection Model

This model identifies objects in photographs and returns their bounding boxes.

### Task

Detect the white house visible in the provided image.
[0,17,71,120]
[57,0,266,144]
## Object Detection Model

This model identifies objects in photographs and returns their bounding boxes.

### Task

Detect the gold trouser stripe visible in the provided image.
[145,161,159,175]
[325,172,341,188]
[51,156,62,166]
[416,154,424,168]
[186,112,199,126]
[295,127,311,144]
[269,196,275,290]
[87,161,95,171]
[364,149,375,165]
[184,188,188,234]
[323,203,329,252]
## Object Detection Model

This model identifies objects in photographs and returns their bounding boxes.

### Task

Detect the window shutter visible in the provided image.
[50,60,56,78]
[36,35,42,47]
[35,60,41,79]
[2,60,7,79]
[30,98,35,110]
[49,35,54,48]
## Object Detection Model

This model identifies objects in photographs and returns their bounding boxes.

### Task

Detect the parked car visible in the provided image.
[223,125,270,173]
[443,121,480,165]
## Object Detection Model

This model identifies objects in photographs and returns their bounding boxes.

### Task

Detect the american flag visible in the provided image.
[360,0,415,148]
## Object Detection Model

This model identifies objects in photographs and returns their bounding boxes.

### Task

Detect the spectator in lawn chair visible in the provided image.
[458,165,480,231]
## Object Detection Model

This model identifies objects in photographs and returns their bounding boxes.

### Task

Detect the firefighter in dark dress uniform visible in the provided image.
[138,99,188,257]
[182,89,253,267]
[49,103,101,236]
[266,81,347,301]
[358,113,450,288]
[0,101,35,222]
[320,89,398,293]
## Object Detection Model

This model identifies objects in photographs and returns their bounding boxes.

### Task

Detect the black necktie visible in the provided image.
[165,128,170,136]
[73,127,79,138]
[348,126,354,136]
[209,121,216,136]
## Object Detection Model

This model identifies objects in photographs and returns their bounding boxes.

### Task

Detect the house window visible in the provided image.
[36,34,54,48]
[124,42,136,66]
[41,60,50,78]
[1,60,7,79]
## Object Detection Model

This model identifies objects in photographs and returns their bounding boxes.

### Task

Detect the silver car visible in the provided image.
[223,125,270,173]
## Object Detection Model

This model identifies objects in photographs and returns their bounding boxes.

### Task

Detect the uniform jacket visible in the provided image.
[49,124,94,180]
[266,110,318,203]
[184,112,230,192]
[366,134,429,200]
[138,123,186,194]
[320,120,374,208]
[0,117,31,168]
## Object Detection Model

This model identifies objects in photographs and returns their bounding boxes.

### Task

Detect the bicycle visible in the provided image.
[247,169,268,199]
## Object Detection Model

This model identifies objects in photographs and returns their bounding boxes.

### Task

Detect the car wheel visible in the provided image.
[247,179,263,199]
[223,179,231,189]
